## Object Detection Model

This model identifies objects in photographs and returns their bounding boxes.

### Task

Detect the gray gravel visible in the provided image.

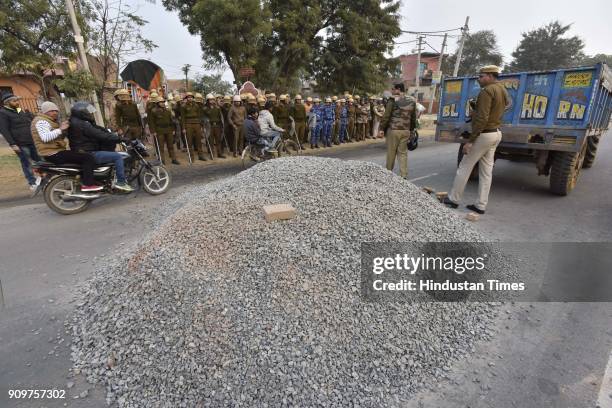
[71,156,507,407]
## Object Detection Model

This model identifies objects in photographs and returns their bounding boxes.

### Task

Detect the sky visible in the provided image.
[126,0,612,84]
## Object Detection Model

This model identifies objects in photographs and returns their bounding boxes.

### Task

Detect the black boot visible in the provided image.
[442,197,458,208]
[172,159,180,165]
[466,204,485,214]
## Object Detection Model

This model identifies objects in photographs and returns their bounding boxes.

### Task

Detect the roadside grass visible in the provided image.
[0,147,30,200]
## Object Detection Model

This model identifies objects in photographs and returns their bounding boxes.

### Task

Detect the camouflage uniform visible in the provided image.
[380,95,416,178]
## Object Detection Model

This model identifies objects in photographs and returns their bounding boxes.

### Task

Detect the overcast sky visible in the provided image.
[126,0,612,83]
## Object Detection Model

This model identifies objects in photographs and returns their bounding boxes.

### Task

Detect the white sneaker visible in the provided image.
[35,176,42,186]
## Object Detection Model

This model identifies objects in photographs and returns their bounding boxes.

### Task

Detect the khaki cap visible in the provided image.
[479,65,501,74]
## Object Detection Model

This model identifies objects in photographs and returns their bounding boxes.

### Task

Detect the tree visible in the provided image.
[162,0,272,85]
[509,21,584,71]
[192,73,233,96]
[441,30,503,77]
[579,54,612,67]
[53,69,98,98]
[310,0,401,95]
[161,0,401,93]
[0,0,76,96]
[85,0,157,86]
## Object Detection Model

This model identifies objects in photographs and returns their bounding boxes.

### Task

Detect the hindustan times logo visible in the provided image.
[372,254,488,275]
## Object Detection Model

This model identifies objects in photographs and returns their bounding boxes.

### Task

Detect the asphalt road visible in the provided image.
[0,135,611,407]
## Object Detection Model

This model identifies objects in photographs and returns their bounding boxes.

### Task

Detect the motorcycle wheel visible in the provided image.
[140,165,171,195]
[44,175,91,215]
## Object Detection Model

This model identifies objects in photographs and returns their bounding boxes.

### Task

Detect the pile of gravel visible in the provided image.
[71,157,507,407]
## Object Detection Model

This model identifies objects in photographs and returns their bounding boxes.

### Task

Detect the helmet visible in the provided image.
[174,95,182,102]
[232,95,242,102]
[306,97,313,102]
[206,93,215,100]
[295,94,302,100]
[355,95,360,100]
[194,93,203,102]
[279,94,287,101]
[71,101,97,122]
[348,98,354,103]
[340,98,346,103]
[113,89,129,98]
[149,91,159,98]
[267,93,276,99]
[184,92,194,99]
[325,97,332,103]
[332,96,338,101]
[314,97,320,103]
[223,95,231,101]
[248,94,256,102]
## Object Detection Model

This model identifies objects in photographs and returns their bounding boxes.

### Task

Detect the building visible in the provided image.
[0,55,118,117]
[395,52,446,113]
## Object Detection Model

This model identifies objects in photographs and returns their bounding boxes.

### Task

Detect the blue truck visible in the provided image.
[435,63,612,195]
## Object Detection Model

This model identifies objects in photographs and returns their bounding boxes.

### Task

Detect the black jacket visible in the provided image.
[243,118,261,143]
[0,106,34,146]
[68,117,120,152]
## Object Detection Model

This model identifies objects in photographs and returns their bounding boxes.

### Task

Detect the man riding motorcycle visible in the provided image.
[67,102,134,192]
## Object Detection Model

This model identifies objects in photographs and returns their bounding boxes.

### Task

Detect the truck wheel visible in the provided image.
[457,144,479,181]
[582,134,601,169]
[549,145,586,196]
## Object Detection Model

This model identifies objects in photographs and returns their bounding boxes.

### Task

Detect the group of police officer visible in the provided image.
[111,88,388,164]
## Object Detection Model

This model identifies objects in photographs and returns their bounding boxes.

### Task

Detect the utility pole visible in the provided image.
[182,64,191,91]
[428,33,448,114]
[452,16,470,77]
[65,0,104,125]
[415,35,424,88]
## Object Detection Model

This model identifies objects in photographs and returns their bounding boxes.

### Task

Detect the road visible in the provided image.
[1,135,611,407]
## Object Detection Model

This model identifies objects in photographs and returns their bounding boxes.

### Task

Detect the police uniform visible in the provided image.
[447,65,510,212]
[290,96,307,147]
[114,100,143,140]
[180,94,206,161]
[149,100,178,164]
[347,100,356,142]
[228,97,246,155]
[273,97,291,136]
[321,99,335,147]
[203,96,226,158]
[380,92,417,179]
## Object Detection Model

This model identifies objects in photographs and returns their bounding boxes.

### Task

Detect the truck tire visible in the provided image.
[549,145,586,196]
[582,134,601,169]
[457,144,479,181]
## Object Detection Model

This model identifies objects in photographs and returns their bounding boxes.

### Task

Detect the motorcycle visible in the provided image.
[33,139,171,215]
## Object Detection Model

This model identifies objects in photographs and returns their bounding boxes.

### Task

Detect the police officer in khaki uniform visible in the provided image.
[290,94,307,148]
[379,83,416,179]
[444,65,510,214]
[203,93,227,158]
[149,96,180,165]
[347,97,356,142]
[180,92,207,161]
[273,94,291,135]
[113,89,143,140]
[228,95,246,156]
